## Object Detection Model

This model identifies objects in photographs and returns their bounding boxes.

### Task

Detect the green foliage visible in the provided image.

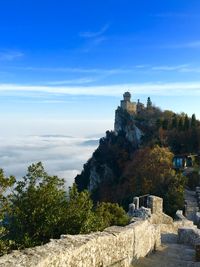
[8,162,68,248]
[76,128,133,202]
[171,115,178,129]
[95,202,129,230]
[147,97,152,109]
[191,114,197,128]
[184,115,190,130]
[0,169,15,255]
[0,163,129,254]
[64,185,98,234]
[178,117,184,131]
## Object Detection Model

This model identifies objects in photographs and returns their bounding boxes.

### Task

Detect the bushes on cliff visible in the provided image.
[124,146,186,216]
[8,162,68,248]
[0,163,129,254]
[95,202,129,230]
[64,185,129,234]
[0,169,15,255]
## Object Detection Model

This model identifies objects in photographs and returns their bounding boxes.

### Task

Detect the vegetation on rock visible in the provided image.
[75,104,200,216]
[0,163,129,255]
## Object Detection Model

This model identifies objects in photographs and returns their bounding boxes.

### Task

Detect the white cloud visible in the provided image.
[12,66,133,74]
[151,64,189,71]
[45,77,96,85]
[1,81,200,96]
[79,24,109,38]
[0,135,98,187]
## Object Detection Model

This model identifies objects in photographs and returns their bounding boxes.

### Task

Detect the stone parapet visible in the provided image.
[0,220,161,267]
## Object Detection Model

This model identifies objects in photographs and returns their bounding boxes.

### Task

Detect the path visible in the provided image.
[184,189,198,222]
[133,190,200,266]
[132,233,198,267]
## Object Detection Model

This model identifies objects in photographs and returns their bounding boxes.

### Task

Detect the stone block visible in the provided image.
[147,196,163,214]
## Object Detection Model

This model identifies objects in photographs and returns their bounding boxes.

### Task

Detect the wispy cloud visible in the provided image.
[149,64,200,73]
[1,81,200,96]
[79,24,109,38]
[6,63,200,76]
[8,66,135,75]
[151,64,189,71]
[161,40,200,49]
[0,50,24,61]
[79,24,109,52]
[45,77,96,85]
[152,13,193,18]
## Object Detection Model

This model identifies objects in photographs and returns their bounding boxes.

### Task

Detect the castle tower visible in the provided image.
[120,91,136,114]
[123,91,131,102]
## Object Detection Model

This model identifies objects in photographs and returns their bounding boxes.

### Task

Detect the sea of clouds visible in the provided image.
[0,134,99,188]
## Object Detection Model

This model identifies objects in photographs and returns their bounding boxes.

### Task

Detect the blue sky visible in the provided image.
[1,0,200,138]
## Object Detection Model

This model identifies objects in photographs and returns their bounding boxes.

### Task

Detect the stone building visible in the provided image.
[136,99,145,114]
[120,91,137,114]
[120,92,145,115]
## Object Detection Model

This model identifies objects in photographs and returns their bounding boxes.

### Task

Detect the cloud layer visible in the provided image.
[0,135,99,187]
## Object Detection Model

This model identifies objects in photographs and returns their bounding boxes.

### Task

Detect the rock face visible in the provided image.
[88,160,114,191]
[114,107,143,147]
[75,107,143,196]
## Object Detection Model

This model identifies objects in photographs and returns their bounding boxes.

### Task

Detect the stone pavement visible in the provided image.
[185,189,199,222]
[132,233,199,267]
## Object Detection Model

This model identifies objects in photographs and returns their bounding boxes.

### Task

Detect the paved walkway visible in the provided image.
[185,189,198,222]
[133,233,198,267]
[133,190,200,266]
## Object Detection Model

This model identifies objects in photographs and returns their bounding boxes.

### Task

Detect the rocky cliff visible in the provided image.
[114,107,143,146]
[75,108,144,204]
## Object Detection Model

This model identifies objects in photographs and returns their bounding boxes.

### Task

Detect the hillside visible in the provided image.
[75,92,200,215]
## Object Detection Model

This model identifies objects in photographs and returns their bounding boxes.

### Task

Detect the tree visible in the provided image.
[8,162,68,248]
[64,185,98,234]
[178,117,184,131]
[95,202,129,230]
[184,115,190,130]
[147,97,152,109]
[0,170,15,255]
[5,163,129,251]
[162,119,169,130]
[191,114,197,128]
[124,146,186,216]
[65,186,129,234]
[171,115,178,129]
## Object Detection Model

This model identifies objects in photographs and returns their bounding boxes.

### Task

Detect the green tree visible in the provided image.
[184,115,190,130]
[64,185,98,234]
[65,185,129,234]
[178,117,184,131]
[95,202,129,230]
[0,169,15,255]
[8,162,68,248]
[191,114,197,128]
[171,115,178,129]
[162,119,169,130]
[147,97,152,109]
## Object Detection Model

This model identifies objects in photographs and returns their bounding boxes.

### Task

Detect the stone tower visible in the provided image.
[120,91,136,114]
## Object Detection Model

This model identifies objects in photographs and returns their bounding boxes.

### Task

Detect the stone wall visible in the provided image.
[178,226,200,247]
[0,220,160,267]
